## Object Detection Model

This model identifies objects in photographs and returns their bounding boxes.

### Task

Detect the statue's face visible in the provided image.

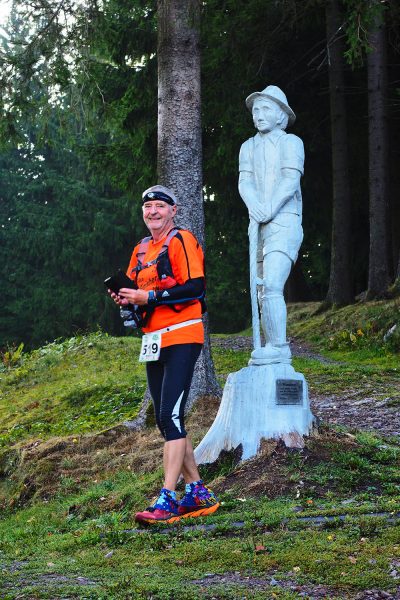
[252,98,282,133]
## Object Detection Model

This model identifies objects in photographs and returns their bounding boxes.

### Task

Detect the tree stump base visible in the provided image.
[194,362,315,464]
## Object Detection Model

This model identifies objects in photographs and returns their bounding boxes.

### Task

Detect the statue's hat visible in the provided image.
[245,85,296,126]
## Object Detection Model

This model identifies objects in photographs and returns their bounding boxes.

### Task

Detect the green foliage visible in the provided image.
[287,300,400,356]
[343,0,387,66]
[0,111,146,349]
[0,342,24,369]
[1,0,400,346]
[327,324,400,353]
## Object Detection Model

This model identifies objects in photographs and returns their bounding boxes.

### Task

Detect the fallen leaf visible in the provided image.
[348,556,357,564]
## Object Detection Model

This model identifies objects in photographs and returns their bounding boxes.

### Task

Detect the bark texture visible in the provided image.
[325,0,353,306]
[157,0,220,407]
[366,8,390,299]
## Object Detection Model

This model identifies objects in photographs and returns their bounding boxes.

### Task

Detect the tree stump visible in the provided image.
[194,362,315,464]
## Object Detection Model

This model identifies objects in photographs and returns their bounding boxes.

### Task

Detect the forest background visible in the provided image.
[0,0,399,351]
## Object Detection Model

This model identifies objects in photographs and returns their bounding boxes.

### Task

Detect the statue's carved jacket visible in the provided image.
[239,129,304,220]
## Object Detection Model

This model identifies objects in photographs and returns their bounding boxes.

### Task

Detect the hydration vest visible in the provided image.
[130,227,206,316]
[131,228,181,291]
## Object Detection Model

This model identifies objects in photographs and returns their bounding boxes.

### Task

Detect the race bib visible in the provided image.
[139,333,161,362]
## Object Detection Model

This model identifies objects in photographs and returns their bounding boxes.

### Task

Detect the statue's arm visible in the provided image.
[264,168,301,222]
[264,134,304,222]
[238,140,265,222]
[238,172,265,222]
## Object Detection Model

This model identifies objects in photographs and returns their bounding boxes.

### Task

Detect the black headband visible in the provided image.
[142,191,175,206]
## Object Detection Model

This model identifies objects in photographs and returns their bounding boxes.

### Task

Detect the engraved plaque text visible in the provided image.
[276,379,303,405]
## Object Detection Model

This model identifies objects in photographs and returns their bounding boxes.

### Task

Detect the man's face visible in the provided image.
[142,200,176,235]
[252,98,282,133]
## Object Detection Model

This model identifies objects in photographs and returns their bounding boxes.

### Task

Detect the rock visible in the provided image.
[383,324,397,342]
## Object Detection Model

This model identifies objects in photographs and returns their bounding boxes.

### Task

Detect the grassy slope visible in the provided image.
[287,299,400,363]
[0,332,146,448]
[0,302,399,599]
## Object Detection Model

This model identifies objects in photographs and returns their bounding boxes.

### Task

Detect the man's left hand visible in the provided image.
[118,288,149,305]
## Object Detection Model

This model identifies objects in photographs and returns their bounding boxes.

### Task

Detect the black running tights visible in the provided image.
[146,343,202,441]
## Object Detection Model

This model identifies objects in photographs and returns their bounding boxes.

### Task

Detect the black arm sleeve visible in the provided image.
[151,277,205,305]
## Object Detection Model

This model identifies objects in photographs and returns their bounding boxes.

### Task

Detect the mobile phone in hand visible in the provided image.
[104,270,135,295]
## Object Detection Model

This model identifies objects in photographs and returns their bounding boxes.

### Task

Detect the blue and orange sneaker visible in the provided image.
[178,480,220,519]
[135,488,181,525]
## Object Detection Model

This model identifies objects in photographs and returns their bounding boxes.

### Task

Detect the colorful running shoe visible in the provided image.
[178,480,220,518]
[135,488,181,525]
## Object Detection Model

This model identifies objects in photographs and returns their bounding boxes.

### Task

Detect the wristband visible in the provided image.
[147,290,157,306]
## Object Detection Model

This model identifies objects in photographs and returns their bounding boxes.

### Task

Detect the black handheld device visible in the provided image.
[104,270,135,295]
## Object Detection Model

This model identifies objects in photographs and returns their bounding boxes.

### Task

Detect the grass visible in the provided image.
[0,301,399,598]
[0,441,399,598]
[212,348,399,406]
[286,299,400,357]
[0,332,146,448]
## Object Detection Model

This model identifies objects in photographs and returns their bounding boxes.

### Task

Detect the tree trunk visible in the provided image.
[324,0,353,305]
[366,7,390,299]
[157,0,220,407]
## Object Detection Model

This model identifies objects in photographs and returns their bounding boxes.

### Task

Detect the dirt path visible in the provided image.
[212,336,400,440]
[212,335,334,362]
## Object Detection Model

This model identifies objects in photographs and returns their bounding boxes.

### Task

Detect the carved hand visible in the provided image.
[249,204,270,223]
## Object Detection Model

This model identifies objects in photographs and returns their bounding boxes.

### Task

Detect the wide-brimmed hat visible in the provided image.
[245,85,296,126]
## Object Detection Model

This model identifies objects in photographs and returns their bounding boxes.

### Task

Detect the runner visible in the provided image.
[109,184,219,524]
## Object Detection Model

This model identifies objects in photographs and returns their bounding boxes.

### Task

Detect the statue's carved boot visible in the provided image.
[250,342,291,365]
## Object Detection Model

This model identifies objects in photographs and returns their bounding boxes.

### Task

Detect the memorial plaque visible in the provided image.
[276,379,303,405]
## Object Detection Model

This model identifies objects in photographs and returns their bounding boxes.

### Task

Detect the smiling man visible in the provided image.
[239,85,305,362]
[109,184,219,524]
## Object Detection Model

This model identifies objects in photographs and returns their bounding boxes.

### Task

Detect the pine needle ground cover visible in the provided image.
[0,302,399,599]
